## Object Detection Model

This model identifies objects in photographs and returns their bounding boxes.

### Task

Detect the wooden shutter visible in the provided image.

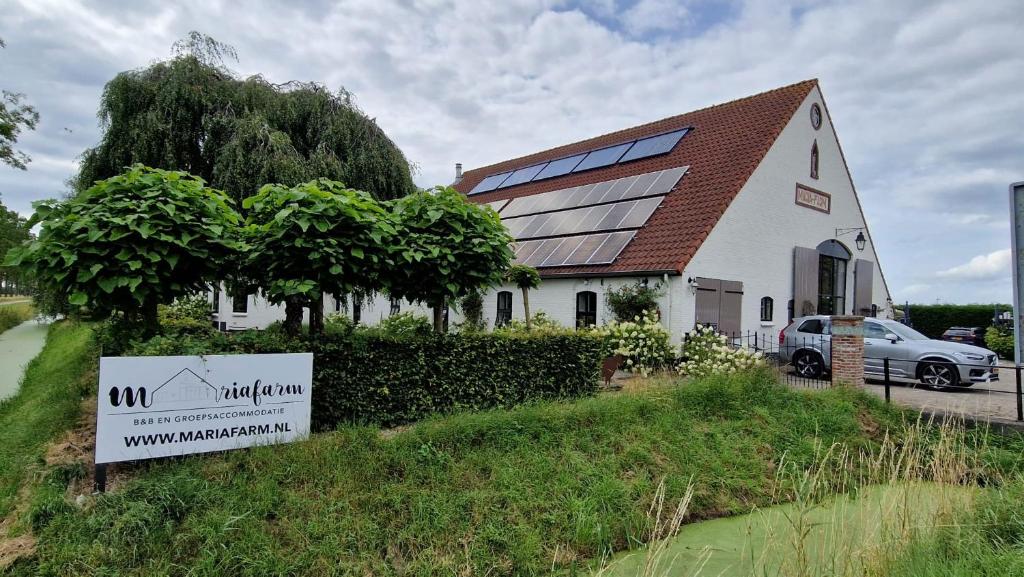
[719,280,744,335]
[694,277,721,329]
[854,259,874,316]
[793,247,819,317]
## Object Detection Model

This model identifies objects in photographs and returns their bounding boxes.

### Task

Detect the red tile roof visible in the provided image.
[454,79,818,277]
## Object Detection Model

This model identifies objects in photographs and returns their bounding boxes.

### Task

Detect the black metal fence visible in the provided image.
[868,356,1024,423]
[706,330,833,390]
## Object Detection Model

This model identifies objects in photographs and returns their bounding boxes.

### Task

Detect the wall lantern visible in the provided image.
[687,277,700,294]
[835,227,868,252]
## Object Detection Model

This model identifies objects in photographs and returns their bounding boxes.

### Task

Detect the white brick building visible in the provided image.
[216,80,891,342]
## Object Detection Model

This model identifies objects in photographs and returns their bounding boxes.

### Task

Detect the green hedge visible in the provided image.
[905,303,1009,338]
[130,331,603,429]
[985,325,1014,359]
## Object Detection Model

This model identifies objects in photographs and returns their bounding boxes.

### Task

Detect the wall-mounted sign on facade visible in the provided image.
[95,353,313,464]
[795,184,831,214]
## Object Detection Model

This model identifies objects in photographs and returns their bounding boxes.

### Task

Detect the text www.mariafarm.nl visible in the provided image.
[123,422,292,447]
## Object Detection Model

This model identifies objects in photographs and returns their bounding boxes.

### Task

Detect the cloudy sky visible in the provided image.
[1,0,1021,304]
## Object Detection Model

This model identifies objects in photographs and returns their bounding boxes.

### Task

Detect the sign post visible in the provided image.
[1010,182,1024,365]
[94,353,313,490]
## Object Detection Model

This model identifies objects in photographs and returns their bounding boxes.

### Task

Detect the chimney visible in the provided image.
[454,163,463,183]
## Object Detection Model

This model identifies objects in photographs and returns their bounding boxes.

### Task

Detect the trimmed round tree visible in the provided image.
[5,164,241,335]
[386,187,513,333]
[242,179,392,336]
[505,264,541,330]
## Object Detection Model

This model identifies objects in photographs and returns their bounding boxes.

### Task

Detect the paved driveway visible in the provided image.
[858,362,1022,424]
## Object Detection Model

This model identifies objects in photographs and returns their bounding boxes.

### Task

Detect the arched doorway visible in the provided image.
[816,240,851,315]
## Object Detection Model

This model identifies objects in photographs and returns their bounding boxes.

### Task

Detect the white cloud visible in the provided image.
[936,249,1011,280]
[620,0,691,35]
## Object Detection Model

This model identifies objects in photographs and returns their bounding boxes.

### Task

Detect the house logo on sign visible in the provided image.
[108,368,219,410]
[151,368,220,407]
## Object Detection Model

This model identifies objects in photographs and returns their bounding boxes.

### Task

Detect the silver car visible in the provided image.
[779,316,999,387]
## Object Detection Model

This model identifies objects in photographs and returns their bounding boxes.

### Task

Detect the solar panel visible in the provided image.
[469,172,513,195]
[621,171,660,199]
[648,166,689,195]
[572,142,634,173]
[580,180,615,206]
[540,235,586,266]
[618,129,688,163]
[534,153,587,180]
[587,231,635,264]
[503,216,532,238]
[522,238,562,267]
[486,199,509,213]
[599,174,640,204]
[618,197,664,229]
[595,202,635,230]
[562,234,611,266]
[498,163,548,189]
[518,213,552,238]
[515,240,542,263]
[533,211,571,237]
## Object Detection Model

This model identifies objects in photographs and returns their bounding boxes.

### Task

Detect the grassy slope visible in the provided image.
[0,321,94,518]
[0,302,34,334]
[17,371,930,577]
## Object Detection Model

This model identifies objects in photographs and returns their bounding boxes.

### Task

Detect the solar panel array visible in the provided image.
[468,128,689,195]
[491,166,688,268]
[514,231,636,267]
[499,166,688,218]
[504,196,664,240]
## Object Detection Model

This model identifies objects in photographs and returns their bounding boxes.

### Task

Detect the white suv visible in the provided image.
[779,316,999,387]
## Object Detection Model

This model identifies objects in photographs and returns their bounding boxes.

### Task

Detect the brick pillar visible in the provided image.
[830,315,864,386]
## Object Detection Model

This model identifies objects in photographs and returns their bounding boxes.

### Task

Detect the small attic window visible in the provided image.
[810,103,822,130]
[810,141,819,180]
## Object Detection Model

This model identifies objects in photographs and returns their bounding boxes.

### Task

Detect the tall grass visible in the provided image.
[597,418,987,577]
[0,322,95,518]
[0,302,34,334]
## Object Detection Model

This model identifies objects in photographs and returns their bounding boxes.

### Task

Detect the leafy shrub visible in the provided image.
[592,310,673,376]
[493,310,567,335]
[985,325,1014,359]
[677,324,765,378]
[456,290,486,333]
[904,303,1008,338]
[128,329,301,357]
[370,312,432,338]
[324,313,356,336]
[127,330,602,428]
[604,280,664,322]
[158,295,210,323]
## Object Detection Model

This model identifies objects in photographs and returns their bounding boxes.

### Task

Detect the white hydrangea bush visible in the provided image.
[676,324,765,378]
[594,310,673,377]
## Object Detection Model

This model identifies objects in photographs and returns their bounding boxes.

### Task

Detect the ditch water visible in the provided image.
[596,482,973,577]
[0,320,49,400]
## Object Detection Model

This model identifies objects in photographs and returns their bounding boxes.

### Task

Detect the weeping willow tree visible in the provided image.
[74,32,415,203]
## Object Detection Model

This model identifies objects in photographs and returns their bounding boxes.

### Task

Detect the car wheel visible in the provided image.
[793,351,824,379]
[919,362,960,389]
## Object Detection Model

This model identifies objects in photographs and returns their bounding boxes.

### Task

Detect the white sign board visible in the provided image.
[1011,182,1024,365]
[96,353,313,464]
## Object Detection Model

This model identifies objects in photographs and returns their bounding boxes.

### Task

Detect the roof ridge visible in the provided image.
[463,79,819,176]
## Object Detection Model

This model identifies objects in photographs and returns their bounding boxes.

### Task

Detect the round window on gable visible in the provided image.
[810,103,822,130]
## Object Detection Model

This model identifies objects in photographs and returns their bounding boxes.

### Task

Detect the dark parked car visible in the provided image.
[941,327,986,347]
